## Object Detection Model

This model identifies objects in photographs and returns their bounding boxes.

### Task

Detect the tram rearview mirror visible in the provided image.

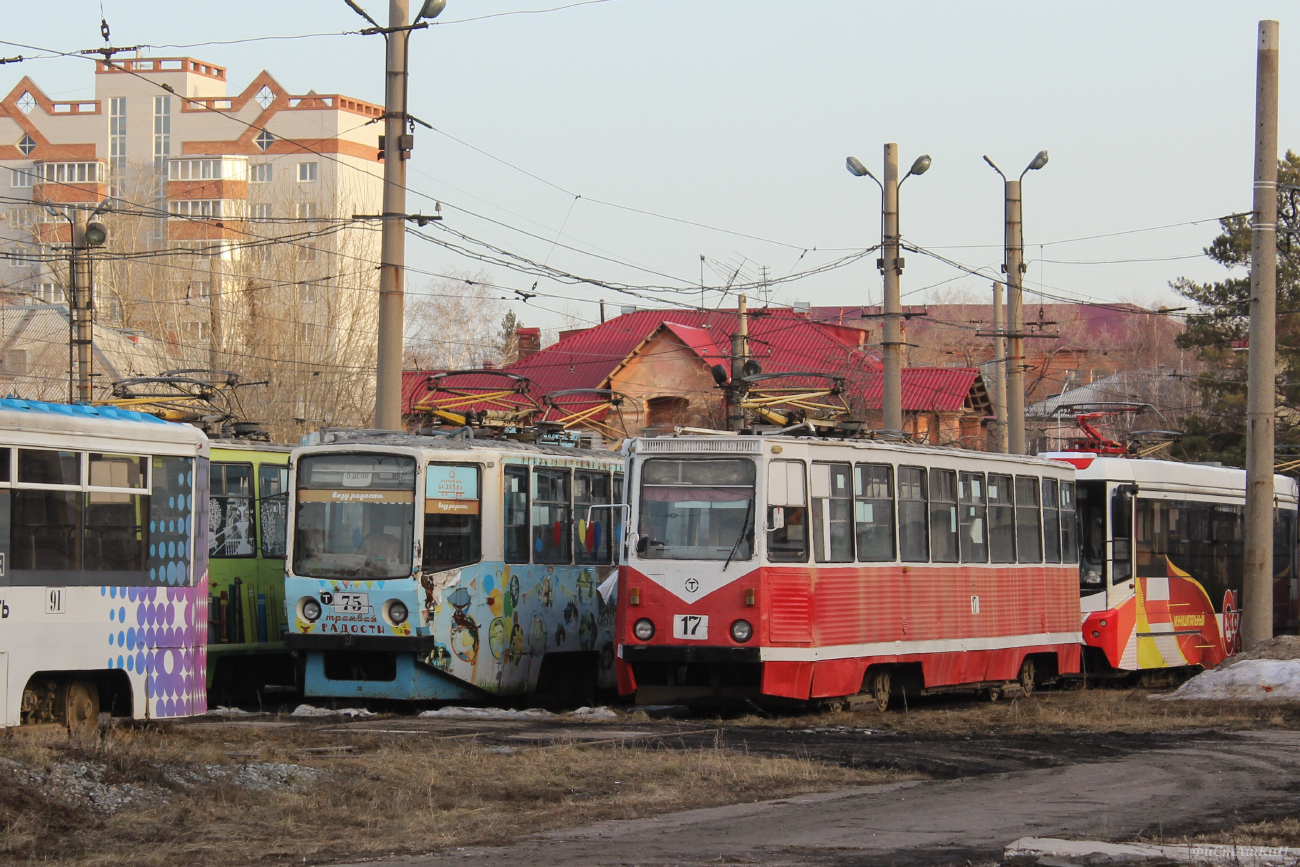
[766,506,785,532]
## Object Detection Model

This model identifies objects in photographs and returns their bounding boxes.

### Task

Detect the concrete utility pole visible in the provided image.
[728,294,749,432]
[1243,19,1280,649]
[71,218,94,403]
[846,146,930,435]
[984,150,1048,455]
[990,281,1008,453]
[374,0,413,430]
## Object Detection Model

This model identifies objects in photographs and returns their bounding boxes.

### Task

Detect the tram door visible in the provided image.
[1109,484,1134,610]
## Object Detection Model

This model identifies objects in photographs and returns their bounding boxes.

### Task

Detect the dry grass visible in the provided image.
[1191,817,1300,848]
[0,721,911,867]
[720,687,1300,735]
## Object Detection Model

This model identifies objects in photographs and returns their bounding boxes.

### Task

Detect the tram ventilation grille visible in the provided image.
[638,439,761,454]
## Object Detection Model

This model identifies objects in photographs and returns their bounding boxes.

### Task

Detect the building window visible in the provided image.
[299,281,321,303]
[39,163,100,184]
[168,159,222,181]
[35,282,63,304]
[169,200,223,218]
[17,92,36,115]
[295,202,318,221]
[10,168,35,188]
[297,162,317,183]
[109,97,126,196]
[297,242,316,261]
[255,86,275,109]
[255,129,275,151]
[250,163,272,184]
[153,96,171,165]
[250,203,272,221]
[17,134,36,156]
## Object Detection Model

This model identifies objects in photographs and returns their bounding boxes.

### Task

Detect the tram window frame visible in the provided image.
[767,459,808,563]
[210,462,257,559]
[613,471,625,561]
[574,469,613,565]
[0,447,9,483]
[898,466,929,562]
[423,462,483,573]
[930,469,959,563]
[1015,475,1043,563]
[958,472,988,563]
[84,454,149,573]
[503,464,530,564]
[812,462,854,563]
[257,463,289,559]
[1060,481,1078,563]
[854,463,896,562]
[987,473,1016,563]
[1042,478,1061,563]
[532,467,572,565]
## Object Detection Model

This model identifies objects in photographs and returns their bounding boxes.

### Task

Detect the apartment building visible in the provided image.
[0,57,385,433]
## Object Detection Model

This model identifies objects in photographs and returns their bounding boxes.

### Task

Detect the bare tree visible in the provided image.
[404,271,503,370]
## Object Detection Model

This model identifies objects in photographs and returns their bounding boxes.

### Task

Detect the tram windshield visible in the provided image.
[1077,480,1106,592]
[637,458,755,561]
[293,454,416,579]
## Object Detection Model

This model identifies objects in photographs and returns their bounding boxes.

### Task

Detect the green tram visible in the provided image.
[207,442,295,698]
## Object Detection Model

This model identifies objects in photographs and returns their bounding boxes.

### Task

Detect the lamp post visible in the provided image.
[846,145,931,434]
[982,150,1048,455]
[44,200,109,403]
[346,0,447,430]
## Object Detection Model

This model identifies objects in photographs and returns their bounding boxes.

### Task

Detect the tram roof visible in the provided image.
[0,398,208,449]
[1073,455,1299,502]
[293,431,623,463]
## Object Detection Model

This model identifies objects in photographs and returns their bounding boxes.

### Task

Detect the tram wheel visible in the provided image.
[870,670,891,712]
[1018,658,1037,697]
[65,679,99,739]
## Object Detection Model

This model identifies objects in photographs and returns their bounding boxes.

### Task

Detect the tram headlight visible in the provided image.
[384,599,409,626]
[633,618,655,641]
[300,598,322,623]
[730,619,753,643]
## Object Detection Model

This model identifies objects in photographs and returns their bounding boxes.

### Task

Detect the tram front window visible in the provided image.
[637,458,755,561]
[294,454,416,579]
[1077,480,1106,592]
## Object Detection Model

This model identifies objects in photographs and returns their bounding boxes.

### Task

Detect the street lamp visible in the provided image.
[43,199,110,403]
[845,145,931,435]
[983,150,1048,455]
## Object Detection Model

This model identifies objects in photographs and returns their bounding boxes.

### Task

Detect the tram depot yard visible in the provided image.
[7,679,1300,867]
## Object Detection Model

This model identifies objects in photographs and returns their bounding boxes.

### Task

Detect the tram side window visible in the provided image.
[958,472,988,563]
[504,465,530,563]
[258,464,289,559]
[930,469,959,563]
[1060,482,1078,563]
[85,454,148,572]
[575,470,612,565]
[812,462,853,563]
[767,460,807,563]
[1042,479,1061,563]
[987,473,1016,563]
[423,464,482,573]
[11,489,81,571]
[0,447,8,481]
[1015,476,1043,563]
[898,466,929,562]
[210,463,256,558]
[533,468,571,564]
[854,463,895,562]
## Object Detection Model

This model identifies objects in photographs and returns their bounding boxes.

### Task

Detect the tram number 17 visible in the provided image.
[673,614,709,641]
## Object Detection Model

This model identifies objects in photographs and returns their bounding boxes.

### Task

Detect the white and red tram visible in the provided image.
[615,434,1081,709]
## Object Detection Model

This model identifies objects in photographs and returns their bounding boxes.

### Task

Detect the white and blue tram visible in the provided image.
[0,399,209,732]
[283,432,624,702]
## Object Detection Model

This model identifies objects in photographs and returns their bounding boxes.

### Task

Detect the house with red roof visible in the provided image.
[403,308,993,448]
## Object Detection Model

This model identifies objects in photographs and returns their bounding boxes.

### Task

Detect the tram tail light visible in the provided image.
[630,587,641,606]
[745,588,755,607]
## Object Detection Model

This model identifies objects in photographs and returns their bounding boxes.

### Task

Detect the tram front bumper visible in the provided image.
[284,633,443,653]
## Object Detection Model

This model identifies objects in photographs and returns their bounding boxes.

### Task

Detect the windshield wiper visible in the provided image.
[723,498,755,572]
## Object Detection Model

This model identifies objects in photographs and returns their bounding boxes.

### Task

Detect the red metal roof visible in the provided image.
[857,367,987,413]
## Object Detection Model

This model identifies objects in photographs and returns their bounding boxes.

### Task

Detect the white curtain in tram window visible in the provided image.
[767,460,805,507]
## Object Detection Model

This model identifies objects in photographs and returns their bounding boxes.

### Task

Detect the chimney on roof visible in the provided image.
[516,327,541,360]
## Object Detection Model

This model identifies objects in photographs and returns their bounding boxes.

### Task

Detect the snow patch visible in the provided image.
[1154,659,1300,701]
[418,706,556,720]
[569,706,619,719]
[290,704,375,717]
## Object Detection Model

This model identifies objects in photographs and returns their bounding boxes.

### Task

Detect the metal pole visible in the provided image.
[1243,19,1280,648]
[881,144,903,433]
[374,0,410,430]
[729,294,749,432]
[72,218,93,403]
[991,281,1008,453]
[209,248,223,371]
[1004,179,1026,454]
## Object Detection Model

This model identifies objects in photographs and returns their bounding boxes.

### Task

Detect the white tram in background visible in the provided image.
[616,433,1082,709]
[1061,453,1300,675]
[0,399,209,732]
[284,431,624,703]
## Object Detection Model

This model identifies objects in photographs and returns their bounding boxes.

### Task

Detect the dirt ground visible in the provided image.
[3,687,1300,867]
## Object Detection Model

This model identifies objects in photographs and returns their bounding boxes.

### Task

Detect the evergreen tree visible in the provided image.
[498,309,520,366]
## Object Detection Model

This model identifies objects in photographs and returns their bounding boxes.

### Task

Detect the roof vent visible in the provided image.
[791,301,811,315]
[620,305,637,316]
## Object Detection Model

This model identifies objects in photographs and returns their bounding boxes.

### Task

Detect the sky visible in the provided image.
[6,0,1300,335]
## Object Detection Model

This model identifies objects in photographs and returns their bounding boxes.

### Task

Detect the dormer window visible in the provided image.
[17,134,36,156]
